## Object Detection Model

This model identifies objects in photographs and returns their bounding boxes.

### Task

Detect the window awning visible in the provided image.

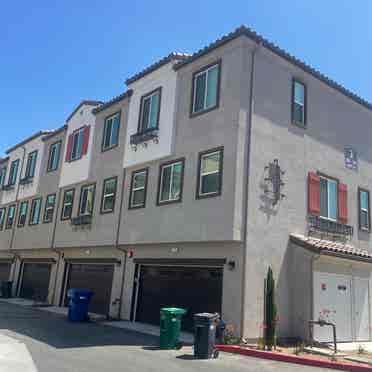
[290,233,372,263]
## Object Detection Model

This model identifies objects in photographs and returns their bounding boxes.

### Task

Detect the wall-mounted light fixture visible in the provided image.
[227,260,236,271]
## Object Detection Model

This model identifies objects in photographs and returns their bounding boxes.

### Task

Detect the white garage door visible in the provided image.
[314,271,371,342]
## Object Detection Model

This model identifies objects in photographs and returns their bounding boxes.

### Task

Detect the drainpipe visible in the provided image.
[310,253,321,338]
[240,41,262,339]
[9,146,26,250]
[115,167,128,319]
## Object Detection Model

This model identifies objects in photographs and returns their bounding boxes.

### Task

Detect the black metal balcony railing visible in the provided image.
[71,215,92,226]
[2,183,15,191]
[130,128,158,145]
[19,176,33,185]
[308,215,353,237]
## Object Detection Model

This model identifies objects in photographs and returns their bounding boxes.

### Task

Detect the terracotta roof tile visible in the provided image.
[290,233,372,261]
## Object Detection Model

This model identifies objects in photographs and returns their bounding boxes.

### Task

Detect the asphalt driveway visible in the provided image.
[0,302,334,372]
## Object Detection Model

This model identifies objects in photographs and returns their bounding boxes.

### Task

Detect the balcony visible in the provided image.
[308,215,353,239]
[2,183,15,191]
[19,176,33,185]
[71,215,92,226]
[130,128,159,146]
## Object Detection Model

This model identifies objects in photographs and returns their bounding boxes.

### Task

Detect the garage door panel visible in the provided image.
[354,277,370,341]
[136,266,223,331]
[0,263,11,282]
[64,264,114,316]
[20,263,51,302]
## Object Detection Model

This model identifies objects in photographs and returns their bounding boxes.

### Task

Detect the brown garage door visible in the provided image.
[135,266,223,331]
[0,262,11,282]
[64,264,114,315]
[19,263,51,302]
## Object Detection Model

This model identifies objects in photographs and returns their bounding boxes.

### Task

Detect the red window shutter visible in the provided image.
[308,172,320,215]
[338,183,348,223]
[82,125,90,156]
[65,134,73,162]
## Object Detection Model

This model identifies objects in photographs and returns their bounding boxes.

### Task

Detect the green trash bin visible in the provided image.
[160,307,187,350]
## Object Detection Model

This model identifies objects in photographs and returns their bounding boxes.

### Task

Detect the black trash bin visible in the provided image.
[216,318,226,344]
[194,313,220,359]
[1,281,12,298]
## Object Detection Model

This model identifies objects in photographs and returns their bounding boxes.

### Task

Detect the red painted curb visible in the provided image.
[216,345,372,371]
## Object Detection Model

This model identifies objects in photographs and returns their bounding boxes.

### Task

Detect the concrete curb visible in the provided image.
[216,345,372,371]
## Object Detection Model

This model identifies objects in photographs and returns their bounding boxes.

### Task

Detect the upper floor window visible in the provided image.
[320,176,338,221]
[8,159,19,186]
[292,79,306,127]
[43,194,56,223]
[29,198,42,225]
[79,184,95,216]
[192,62,220,115]
[0,208,5,230]
[157,159,184,205]
[100,177,117,213]
[102,113,120,151]
[138,88,161,133]
[0,166,7,186]
[61,189,74,220]
[17,201,28,227]
[5,205,16,229]
[24,151,38,179]
[129,169,148,209]
[66,126,90,162]
[197,147,223,198]
[47,141,62,172]
[359,188,370,232]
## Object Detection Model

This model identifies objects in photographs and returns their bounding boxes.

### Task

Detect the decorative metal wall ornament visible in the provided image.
[344,147,358,170]
[264,159,286,206]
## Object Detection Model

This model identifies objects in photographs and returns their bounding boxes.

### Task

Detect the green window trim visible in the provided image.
[100,177,117,214]
[0,166,7,186]
[5,205,16,229]
[8,159,20,186]
[0,208,5,230]
[47,141,62,172]
[359,188,371,232]
[43,194,56,223]
[79,184,96,216]
[129,169,148,209]
[102,113,121,151]
[292,79,306,127]
[61,189,75,221]
[319,175,338,221]
[24,151,38,179]
[17,201,29,227]
[29,198,42,226]
[138,88,161,133]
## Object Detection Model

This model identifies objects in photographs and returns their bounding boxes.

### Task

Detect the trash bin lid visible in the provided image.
[160,307,187,315]
[194,312,220,321]
[67,288,94,298]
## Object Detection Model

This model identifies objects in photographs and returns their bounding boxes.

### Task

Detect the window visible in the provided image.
[0,166,7,186]
[0,208,5,230]
[5,205,16,229]
[24,151,38,179]
[79,184,95,216]
[319,176,338,221]
[43,194,56,223]
[359,188,370,231]
[17,201,28,227]
[129,169,148,209]
[47,141,61,172]
[101,177,117,213]
[61,189,74,220]
[102,113,120,151]
[29,198,42,225]
[138,88,161,132]
[158,159,184,205]
[8,159,19,186]
[292,79,306,126]
[197,147,223,198]
[192,62,220,115]
[71,127,85,161]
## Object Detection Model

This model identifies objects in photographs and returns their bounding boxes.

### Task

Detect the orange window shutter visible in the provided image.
[65,134,73,162]
[338,183,348,223]
[82,125,91,155]
[308,172,320,215]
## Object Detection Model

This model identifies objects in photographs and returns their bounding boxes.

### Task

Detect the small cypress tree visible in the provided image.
[264,266,277,350]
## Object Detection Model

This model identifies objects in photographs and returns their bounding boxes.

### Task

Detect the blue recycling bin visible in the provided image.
[67,289,94,322]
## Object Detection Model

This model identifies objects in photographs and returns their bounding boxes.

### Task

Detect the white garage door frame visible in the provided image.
[313,270,371,343]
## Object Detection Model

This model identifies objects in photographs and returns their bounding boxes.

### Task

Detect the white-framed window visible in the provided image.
[8,159,20,186]
[29,198,42,225]
[79,184,95,216]
[101,177,117,213]
[129,169,148,209]
[61,189,74,220]
[192,62,220,114]
[17,201,28,227]
[0,208,5,230]
[359,188,370,231]
[197,148,223,198]
[102,113,120,150]
[47,141,61,172]
[319,176,337,221]
[71,128,85,161]
[5,205,16,229]
[138,88,161,132]
[24,151,38,179]
[158,160,184,204]
[292,79,306,126]
[43,194,56,223]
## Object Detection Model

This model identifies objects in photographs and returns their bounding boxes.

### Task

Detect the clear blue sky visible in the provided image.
[1,1,371,156]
